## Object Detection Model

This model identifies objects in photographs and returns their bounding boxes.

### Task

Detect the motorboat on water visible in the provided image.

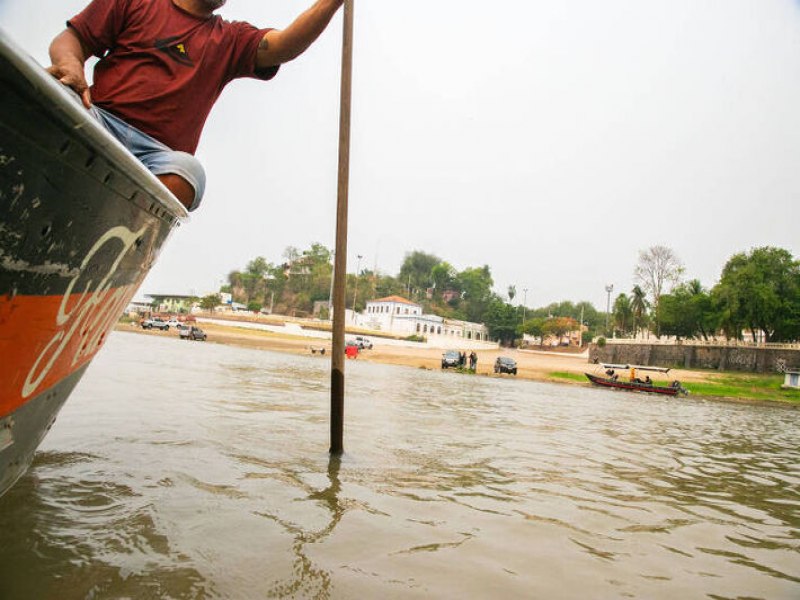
[0,30,186,497]
[585,363,689,396]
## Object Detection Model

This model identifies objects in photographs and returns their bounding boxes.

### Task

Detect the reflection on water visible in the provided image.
[0,332,798,599]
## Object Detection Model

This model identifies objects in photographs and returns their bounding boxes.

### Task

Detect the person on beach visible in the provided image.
[46,0,344,211]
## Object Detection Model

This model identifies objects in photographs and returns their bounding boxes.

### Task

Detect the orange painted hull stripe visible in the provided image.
[0,289,129,418]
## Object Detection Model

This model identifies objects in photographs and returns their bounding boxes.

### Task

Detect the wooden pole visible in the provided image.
[330,0,354,456]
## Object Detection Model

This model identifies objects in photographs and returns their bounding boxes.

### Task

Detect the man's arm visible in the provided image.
[256,0,344,68]
[48,28,92,108]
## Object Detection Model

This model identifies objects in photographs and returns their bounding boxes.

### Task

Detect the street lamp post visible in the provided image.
[605,284,614,335]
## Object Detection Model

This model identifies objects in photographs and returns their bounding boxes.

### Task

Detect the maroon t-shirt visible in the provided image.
[69,0,278,153]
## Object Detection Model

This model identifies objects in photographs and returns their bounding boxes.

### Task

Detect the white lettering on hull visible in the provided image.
[22,224,150,399]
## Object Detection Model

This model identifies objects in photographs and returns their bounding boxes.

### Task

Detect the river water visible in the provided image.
[0,332,798,599]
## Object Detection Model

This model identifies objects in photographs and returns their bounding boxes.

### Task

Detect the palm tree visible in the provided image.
[687,278,703,296]
[630,285,648,338]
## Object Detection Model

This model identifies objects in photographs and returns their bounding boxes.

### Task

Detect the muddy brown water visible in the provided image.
[0,332,798,599]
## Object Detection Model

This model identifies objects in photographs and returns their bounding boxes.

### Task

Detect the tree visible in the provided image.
[630,285,648,337]
[484,299,518,346]
[634,245,684,336]
[520,317,546,344]
[374,273,406,299]
[246,256,269,278]
[227,270,244,301]
[542,316,577,343]
[282,246,301,263]
[399,251,441,297]
[456,265,495,323]
[712,247,800,342]
[659,280,718,340]
[303,243,332,265]
[200,293,222,314]
[612,293,633,336]
[430,261,457,293]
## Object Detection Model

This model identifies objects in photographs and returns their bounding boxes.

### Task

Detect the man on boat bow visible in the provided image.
[47,0,344,211]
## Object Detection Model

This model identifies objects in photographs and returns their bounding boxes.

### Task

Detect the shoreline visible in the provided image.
[115,322,798,407]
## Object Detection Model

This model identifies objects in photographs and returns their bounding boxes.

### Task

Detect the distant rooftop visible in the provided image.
[370,295,419,306]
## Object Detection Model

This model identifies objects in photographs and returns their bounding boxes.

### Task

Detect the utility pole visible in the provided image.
[605,284,614,335]
[579,304,584,347]
[330,0,354,457]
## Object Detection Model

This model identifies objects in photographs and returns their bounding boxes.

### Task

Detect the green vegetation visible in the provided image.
[404,335,427,343]
[548,370,800,404]
[619,245,800,343]
[448,367,477,375]
[683,374,800,403]
[221,242,799,348]
[549,372,586,383]
[199,293,222,313]
[713,247,800,343]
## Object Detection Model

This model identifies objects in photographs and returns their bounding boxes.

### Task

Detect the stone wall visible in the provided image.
[588,343,800,373]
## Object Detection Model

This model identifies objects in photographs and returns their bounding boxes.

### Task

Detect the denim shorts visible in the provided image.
[88,105,206,211]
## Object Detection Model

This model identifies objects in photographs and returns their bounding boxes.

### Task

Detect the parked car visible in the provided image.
[180,326,207,341]
[354,336,373,350]
[141,317,169,330]
[166,318,181,329]
[441,350,461,369]
[345,336,372,350]
[494,356,517,375]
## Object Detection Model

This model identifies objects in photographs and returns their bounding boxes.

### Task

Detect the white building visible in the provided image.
[363,296,490,342]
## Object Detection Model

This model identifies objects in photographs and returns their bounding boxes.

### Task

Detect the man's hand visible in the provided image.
[47,60,92,108]
[48,28,91,108]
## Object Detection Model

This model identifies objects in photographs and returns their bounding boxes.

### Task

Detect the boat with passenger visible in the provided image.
[585,364,688,396]
[0,31,185,497]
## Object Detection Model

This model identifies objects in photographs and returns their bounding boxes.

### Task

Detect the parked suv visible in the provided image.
[494,356,518,375]
[180,326,207,341]
[441,350,461,369]
[141,317,169,330]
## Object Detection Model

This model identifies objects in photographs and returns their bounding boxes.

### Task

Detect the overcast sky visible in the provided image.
[2,0,798,310]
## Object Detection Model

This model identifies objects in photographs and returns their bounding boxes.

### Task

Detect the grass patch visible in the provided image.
[549,372,587,383]
[684,374,800,403]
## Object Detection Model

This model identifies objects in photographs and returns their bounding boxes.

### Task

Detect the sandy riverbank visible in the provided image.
[116,320,709,387]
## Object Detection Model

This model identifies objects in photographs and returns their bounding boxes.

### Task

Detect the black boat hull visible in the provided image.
[0,30,186,496]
